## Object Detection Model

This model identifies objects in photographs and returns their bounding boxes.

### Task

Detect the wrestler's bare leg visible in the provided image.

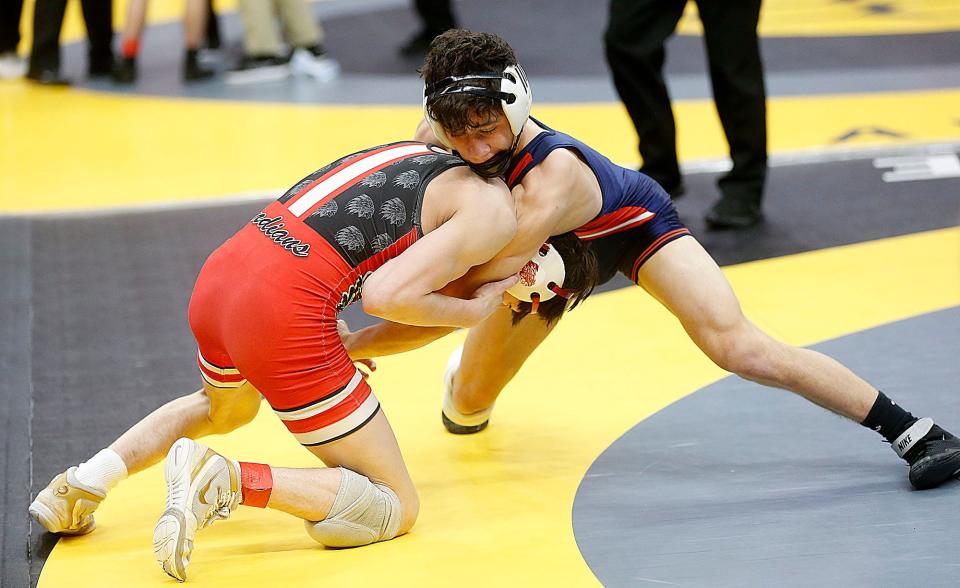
[112,380,262,475]
[29,380,261,534]
[452,304,559,416]
[267,409,419,534]
[636,236,877,421]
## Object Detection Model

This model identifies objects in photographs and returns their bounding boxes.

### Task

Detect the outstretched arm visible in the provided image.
[342,321,456,360]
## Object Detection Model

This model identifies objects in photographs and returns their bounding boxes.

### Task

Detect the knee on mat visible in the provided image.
[304,468,418,548]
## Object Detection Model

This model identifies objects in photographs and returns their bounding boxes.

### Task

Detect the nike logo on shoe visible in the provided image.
[198,477,217,506]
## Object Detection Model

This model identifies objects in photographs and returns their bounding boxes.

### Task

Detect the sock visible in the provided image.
[74,448,128,493]
[239,462,273,508]
[185,48,199,65]
[861,391,917,443]
[121,37,140,59]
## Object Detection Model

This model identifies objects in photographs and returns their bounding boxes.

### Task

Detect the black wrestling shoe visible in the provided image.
[893,418,960,490]
[442,412,488,435]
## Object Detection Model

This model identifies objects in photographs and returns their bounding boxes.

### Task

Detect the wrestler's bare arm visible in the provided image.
[344,178,572,359]
[454,152,598,287]
[362,183,518,328]
[343,191,553,359]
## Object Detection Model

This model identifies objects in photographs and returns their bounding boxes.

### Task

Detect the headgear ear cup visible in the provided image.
[507,242,566,303]
[423,96,454,148]
[500,64,532,136]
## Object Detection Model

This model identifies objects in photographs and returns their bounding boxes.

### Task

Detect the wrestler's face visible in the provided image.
[444,110,515,166]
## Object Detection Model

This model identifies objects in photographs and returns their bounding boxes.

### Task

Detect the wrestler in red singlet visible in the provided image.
[188,141,467,446]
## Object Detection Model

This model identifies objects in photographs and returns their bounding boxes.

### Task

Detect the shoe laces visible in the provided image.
[202,488,240,528]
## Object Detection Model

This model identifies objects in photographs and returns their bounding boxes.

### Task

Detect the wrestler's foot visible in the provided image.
[153,438,241,582]
[29,467,105,535]
[893,418,960,490]
[441,346,493,435]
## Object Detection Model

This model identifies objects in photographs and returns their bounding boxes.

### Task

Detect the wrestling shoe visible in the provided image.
[153,438,241,582]
[29,467,105,535]
[892,418,960,490]
[441,346,492,435]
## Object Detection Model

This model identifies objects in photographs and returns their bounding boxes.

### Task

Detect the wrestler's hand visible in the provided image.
[468,274,520,325]
[337,319,377,378]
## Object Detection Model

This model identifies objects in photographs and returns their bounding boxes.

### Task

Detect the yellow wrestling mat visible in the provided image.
[3,86,960,214]
[36,227,960,586]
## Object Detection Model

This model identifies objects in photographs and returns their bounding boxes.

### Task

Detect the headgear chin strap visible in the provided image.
[467,134,521,178]
[423,64,532,175]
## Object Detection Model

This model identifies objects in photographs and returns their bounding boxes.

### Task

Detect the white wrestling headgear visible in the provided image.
[507,242,571,314]
[422,64,532,149]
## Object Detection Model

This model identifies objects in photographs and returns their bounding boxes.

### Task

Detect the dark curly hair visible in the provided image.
[420,29,518,135]
[511,232,599,327]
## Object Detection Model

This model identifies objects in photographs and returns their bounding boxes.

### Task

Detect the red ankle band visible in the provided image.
[121,37,140,58]
[239,462,273,508]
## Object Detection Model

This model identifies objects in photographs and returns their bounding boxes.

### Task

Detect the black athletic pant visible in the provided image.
[605,0,767,204]
[1,0,24,53]
[28,0,112,75]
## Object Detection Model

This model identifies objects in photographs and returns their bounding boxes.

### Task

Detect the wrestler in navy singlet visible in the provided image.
[504,117,691,284]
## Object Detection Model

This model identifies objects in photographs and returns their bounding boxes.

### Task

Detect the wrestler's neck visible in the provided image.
[516,118,545,152]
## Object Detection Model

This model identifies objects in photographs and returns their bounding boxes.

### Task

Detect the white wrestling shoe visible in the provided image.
[153,438,241,582]
[29,467,105,535]
[440,345,494,434]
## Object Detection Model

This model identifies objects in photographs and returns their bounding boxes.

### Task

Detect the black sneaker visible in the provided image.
[225,55,290,84]
[705,194,763,229]
[26,69,71,86]
[893,418,960,490]
[183,51,214,82]
[112,57,136,83]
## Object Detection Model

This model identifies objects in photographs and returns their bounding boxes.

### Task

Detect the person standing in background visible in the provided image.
[604,0,768,229]
[399,0,458,57]
[0,0,27,78]
[112,0,213,83]
[226,0,339,84]
[26,0,113,85]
